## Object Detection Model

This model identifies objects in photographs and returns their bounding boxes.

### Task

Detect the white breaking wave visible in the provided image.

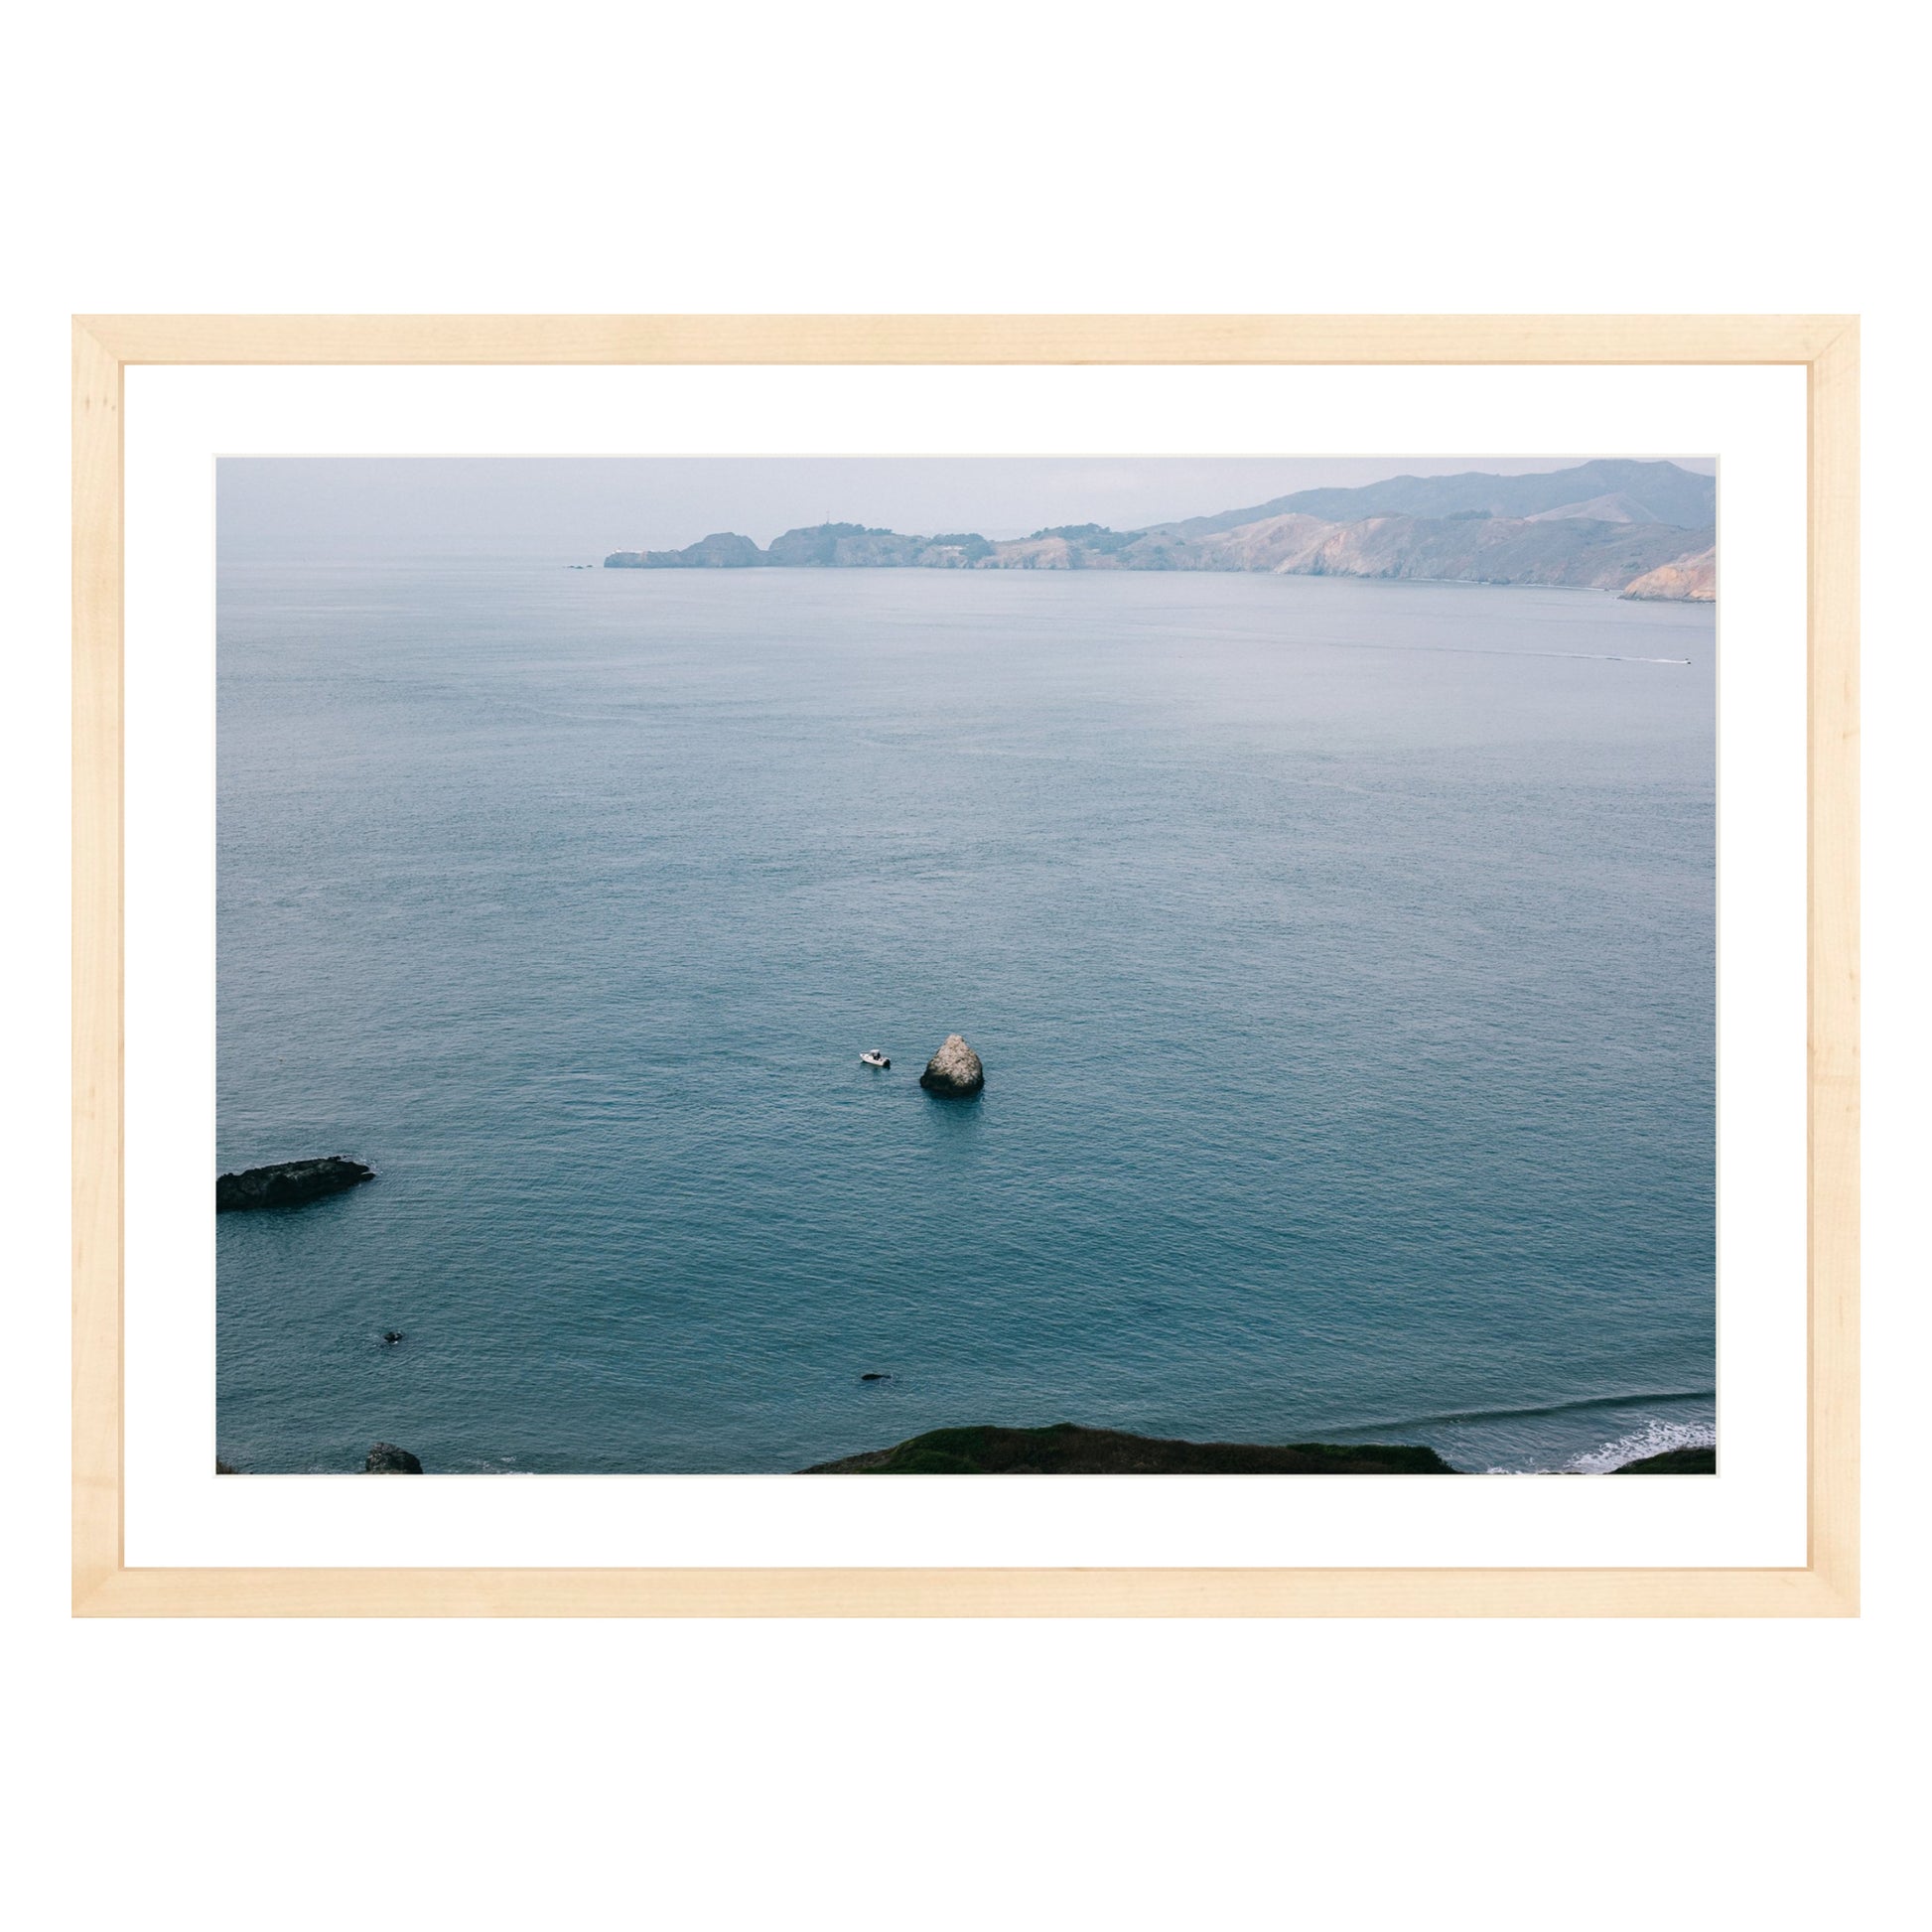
[1565,1416,1718,1474]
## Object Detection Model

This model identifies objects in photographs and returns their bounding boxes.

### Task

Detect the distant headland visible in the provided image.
[604,460,1716,602]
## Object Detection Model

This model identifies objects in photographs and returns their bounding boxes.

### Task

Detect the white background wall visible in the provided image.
[4,4,1921,1926]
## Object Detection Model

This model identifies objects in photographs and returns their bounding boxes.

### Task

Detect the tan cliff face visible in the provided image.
[1619,547,1716,602]
[969,509,1715,597]
[986,534,1079,569]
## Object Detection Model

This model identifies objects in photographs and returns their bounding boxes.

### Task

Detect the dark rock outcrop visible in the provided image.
[364,1444,424,1473]
[214,1458,238,1474]
[803,1422,1453,1474]
[918,1034,985,1097]
[215,1156,374,1213]
[1611,1445,1716,1473]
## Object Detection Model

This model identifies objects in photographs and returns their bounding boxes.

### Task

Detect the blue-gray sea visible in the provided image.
[217,551,1717,1473]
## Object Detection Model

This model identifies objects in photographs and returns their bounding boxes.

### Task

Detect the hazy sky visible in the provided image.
[218,454,1718,556]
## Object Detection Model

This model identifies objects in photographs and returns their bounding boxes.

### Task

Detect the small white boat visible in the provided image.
[860,1049,891,1068]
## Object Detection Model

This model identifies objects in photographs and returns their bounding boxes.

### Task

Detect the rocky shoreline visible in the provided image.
[212,1425,1715,1475]
[804,1424,1457,1474]
[802,1422,1715,1475]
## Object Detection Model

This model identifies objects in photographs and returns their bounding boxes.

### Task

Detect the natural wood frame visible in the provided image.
[72,315,1859,1616]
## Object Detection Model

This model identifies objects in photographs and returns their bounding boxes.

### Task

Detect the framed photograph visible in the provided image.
[72,315,1858,1615]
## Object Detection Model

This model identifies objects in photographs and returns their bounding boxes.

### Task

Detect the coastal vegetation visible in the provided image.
[803,1423,1457,1474]
[803,1425,1715,1474]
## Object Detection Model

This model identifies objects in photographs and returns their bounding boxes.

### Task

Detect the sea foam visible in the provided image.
[1565,1416,1719,1474]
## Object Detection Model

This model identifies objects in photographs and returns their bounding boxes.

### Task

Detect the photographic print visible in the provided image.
[213,452,1718,1480]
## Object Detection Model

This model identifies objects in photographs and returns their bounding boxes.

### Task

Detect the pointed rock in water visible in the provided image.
[919,1034,985,1097]
[364,1443,423,1474]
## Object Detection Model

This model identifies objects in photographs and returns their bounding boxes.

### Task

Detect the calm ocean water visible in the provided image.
[217,552,1716,1473]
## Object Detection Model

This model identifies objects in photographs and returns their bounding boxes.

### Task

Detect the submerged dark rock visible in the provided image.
[1611,1445,1716,1474]
[859,1372,891,1382]
[803,1423,1453,1475]
[364,1443,424,1474]
[214,1458,238,1474]
[216,1156,374,1213]
[918,1034,985,1097]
